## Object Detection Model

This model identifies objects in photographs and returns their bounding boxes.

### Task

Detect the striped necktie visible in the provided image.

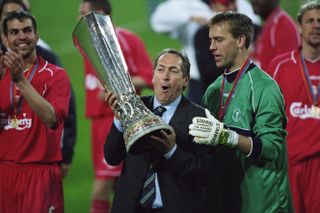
[139,106,166,207]
[153,106,166,117]
[139,164,156,208]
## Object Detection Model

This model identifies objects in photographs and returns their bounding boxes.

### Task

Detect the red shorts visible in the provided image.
[0,162,64,213]
[289,155,320,213]
[91,116,123,179]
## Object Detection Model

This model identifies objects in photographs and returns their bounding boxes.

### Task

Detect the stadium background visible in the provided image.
[30,0,301,211]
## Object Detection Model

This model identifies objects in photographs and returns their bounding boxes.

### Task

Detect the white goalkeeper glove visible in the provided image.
[189,109,239,147]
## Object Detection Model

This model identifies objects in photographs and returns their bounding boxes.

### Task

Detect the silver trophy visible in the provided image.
[73,12,171,154]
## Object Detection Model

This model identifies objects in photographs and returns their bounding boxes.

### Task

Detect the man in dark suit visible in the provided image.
[104,48,217,213]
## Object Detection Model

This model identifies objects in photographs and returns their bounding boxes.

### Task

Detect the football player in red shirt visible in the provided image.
[0,11,70,213]
[268,1,320,212]
[251,0,300,72]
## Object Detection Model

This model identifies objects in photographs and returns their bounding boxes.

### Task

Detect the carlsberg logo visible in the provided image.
[0,113,32,130]
[290,102,320,119]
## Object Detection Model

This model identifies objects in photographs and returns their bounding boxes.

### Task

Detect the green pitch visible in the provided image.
[29,0,300,212]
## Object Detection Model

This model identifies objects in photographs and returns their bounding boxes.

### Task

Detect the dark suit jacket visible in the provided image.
[104,96,217,213]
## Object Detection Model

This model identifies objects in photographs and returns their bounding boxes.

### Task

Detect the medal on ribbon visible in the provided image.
[9,60,38,129]
[310,105,320,117]
[11,115,19,129]
[219,58,251,120]
[298,52,320,117]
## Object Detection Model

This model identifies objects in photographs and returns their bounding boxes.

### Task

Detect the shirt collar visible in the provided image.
[153,95,182,110]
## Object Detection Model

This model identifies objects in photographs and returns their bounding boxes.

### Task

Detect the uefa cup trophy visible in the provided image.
[73,12,171,154]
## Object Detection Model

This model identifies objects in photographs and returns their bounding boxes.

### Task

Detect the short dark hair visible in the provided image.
[83,0,111,15]
[297,0,320,24]
[0,0,28,18]
[153,48,191,78]
[2,10,36,36]
[209,11,254,49]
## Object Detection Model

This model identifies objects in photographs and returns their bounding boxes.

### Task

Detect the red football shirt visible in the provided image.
[84,27,153,118]
[253,7,300,72]
[0,57,70,163]
[269,49,320,163]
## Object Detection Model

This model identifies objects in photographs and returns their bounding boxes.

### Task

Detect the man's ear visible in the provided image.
[238,35,246,48]
[35,32,39,42]
[298,24,302,34]
[183,76,189,88]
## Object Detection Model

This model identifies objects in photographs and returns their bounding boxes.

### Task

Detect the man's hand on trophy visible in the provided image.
[144,128,176,155]
[104,89,120,119]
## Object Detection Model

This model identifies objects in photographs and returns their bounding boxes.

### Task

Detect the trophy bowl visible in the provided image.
[72,12,172,154]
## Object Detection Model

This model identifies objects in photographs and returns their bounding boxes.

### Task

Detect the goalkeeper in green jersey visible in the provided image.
[189,11,293,213]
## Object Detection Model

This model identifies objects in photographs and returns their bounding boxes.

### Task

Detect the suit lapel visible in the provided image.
[142,96,154,111]
[169,96,188,127]
[168,96,191,151]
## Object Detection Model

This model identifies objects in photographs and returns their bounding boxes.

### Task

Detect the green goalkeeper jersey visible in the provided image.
[203,64,293,213]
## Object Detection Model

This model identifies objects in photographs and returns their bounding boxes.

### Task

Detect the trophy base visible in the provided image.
[124,115,172,155]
